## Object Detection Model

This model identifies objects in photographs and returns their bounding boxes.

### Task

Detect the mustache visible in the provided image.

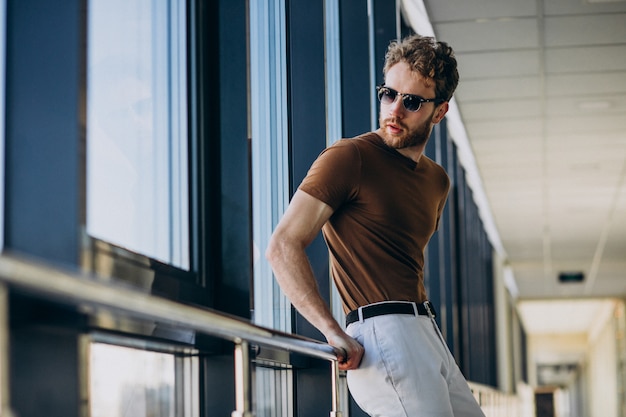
[382,117,406,129]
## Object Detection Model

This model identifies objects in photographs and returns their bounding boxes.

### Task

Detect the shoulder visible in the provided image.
[420,155,445,173]
[298,136,369,210]
[420,155,451,189]
[317,131,382,165]
[349,132,386,150]
[315,138,361,169]
[324,132,396,166]
[327,132,380,151]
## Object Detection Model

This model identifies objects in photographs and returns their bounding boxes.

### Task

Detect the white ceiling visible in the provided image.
[411,0,626,357]
[517,298,616,335]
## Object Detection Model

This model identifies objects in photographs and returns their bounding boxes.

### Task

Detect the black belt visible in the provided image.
[346,301,436,326]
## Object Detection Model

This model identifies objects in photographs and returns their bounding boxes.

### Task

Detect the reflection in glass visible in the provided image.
[86,0,189,269]
[89,343,175,417]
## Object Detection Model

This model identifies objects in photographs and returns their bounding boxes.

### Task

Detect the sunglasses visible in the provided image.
[376,85,443,112]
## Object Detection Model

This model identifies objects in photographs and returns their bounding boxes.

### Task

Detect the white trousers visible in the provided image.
[346,303,485,417]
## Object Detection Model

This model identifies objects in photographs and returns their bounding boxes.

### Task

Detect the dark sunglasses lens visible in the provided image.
[402,96,421,112]
[378,88,396,104]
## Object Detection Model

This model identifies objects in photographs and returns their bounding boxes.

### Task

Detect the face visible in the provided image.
[378,62,446,150]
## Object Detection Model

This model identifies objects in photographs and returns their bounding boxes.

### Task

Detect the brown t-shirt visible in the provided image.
[299,132,450,313]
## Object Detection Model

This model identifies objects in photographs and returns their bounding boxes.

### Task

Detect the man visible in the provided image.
[266,34,485,417]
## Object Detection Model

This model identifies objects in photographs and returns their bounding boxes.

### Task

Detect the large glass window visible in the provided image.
[86,0,189,269]
[89,339,198,417]
[249,1,293,415]
[90,343,175,417]
[250,0,290,332]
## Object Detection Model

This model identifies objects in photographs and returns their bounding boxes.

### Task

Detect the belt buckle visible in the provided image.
[423,301,434,318]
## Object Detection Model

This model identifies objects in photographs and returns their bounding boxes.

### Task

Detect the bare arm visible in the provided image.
[265,190,363,370]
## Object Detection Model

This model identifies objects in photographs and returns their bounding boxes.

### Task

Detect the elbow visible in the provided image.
[266,231,301,269]
[265,234,283,267]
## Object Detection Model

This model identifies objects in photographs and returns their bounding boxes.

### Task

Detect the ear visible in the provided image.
[432,102,449,124]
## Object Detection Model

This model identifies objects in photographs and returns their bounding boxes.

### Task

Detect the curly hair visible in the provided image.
[383,34,459,102]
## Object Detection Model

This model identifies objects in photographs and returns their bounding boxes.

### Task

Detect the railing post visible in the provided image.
[232,340,254,417]
[0,283,16,417]
[329,359,343,417]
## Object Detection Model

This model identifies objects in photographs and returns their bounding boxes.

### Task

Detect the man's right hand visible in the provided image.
[326,331,364,371]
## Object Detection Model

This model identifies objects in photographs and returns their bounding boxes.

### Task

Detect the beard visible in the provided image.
[379,111,435,150]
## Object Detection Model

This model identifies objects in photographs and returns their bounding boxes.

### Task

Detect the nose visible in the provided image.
[387,95,405,116]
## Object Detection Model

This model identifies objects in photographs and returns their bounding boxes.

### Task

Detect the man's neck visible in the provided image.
[396,143,427,164]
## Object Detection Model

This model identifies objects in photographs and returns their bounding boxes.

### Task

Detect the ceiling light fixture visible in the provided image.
[558,272,585,283]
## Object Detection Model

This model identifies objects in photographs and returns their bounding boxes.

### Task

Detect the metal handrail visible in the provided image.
[0,252,343,416]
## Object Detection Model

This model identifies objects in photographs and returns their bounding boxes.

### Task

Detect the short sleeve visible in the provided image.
[298,139,361,210]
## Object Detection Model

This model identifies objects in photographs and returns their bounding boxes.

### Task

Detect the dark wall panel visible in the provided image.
[10,303,83,417]
[340,0,371,138]
[288,0,327,190]
[286,0,328,342]
[4,0,83,264]
[217,0,253,318]
[372,0,398,86]
[425,119,497,386]
[202,354,236,416]
[286,0,335,415]
[453,151,497,386]
[191,0,252,318]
